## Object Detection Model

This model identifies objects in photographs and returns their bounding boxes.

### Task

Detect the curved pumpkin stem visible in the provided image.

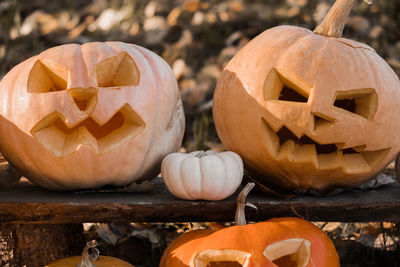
[77,240,99,267]
[314,0,372,38]
[235,182,256,225]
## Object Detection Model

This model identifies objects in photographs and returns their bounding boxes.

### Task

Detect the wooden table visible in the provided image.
[1,177,400,223]
[1,173,400,266]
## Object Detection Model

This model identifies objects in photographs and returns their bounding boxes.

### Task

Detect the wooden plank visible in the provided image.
[0,177,400,223]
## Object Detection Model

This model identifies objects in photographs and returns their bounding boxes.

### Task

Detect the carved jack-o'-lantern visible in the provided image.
[160,184,340,267]
[161,218,339,267]
[0,42,184,190]
[213,0,400,191]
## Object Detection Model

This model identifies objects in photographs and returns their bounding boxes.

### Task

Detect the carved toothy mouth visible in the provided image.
[261,118,390,173]
[31,104,145,156]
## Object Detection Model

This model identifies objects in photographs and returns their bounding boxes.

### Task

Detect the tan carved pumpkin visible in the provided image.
[213,0,400,192]
[0,42,184,190]
[160,184,340,267]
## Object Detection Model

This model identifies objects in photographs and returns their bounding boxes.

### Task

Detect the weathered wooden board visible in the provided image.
[0,178,399,223]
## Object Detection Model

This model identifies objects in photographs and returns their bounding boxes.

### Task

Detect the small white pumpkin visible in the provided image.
[161,150,243,200]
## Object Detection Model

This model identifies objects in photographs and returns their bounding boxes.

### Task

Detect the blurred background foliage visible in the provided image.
[0,0,400,266]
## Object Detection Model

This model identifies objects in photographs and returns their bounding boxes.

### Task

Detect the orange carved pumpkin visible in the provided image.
[0,42,184,190]
[160,184,339,267]
[213,0,400,191]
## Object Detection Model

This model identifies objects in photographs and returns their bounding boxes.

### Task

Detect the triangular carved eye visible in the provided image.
[95,52,140,87]
[333,88,377,120]
[263,238,311,267]
[264,68,311,103]
[28,60,68,93]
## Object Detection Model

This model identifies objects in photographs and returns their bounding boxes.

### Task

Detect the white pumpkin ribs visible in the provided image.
[31,104,145,156]
[261,118,390,173]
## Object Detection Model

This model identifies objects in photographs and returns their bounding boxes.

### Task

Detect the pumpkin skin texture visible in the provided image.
[161,150,243,200]
[46,255,134,267]
[213,2,400,191]
[159,217,339,267]
[0,42,184,190]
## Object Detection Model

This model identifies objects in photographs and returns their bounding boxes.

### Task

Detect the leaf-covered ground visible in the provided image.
[1,0,400,266]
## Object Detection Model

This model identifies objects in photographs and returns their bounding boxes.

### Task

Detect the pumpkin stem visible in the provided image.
[77,240,99,267]
[314,0,372,38]
[235,182,256,226]
[197,151,208,157]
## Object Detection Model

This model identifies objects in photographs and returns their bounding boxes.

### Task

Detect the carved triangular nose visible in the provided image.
[311,112,334,133]
[68,87,98,113]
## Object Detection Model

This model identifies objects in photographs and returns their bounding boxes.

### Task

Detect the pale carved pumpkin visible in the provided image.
[213,0,400,191]
[0,42,184,190]
[160,183,340,267]
[161,150,243,200]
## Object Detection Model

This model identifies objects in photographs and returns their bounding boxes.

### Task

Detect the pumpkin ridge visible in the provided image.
[274,29,314,73]
[118,43,160,180]
[202,154,224,198]
[179,156,193,199]
[127,43,184,182]
[165,96,183,131]
[218,152,242,196]
[359,49,380,106]
[198,154,206,198]
[162,154,184,197]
